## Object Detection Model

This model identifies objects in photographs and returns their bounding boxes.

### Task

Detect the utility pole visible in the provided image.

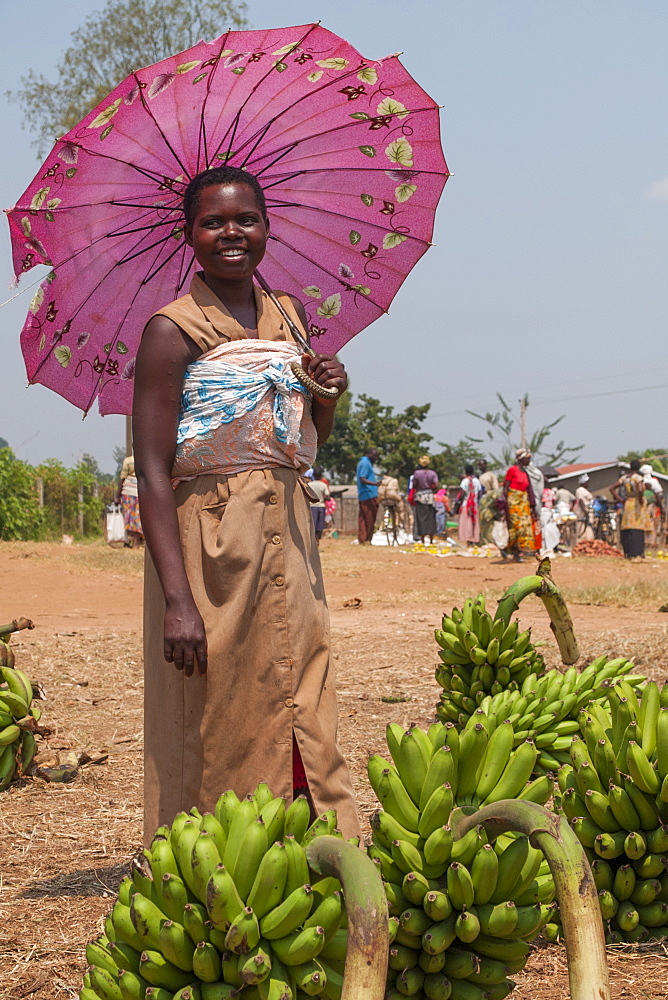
[125,415,133,458]
[520,396,527,450]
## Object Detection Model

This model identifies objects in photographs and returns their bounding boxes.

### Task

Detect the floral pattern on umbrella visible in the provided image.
[6,23,449,415]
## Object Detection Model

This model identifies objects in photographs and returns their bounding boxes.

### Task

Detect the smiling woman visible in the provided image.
[133,166,360,843]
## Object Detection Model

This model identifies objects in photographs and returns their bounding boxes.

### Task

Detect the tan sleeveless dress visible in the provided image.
[142,275,360,840]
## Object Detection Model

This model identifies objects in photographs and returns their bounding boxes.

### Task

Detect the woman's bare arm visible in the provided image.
[133,315,207,676]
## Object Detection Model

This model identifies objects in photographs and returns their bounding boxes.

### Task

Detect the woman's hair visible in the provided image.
[418,455,430,467]
[630,459,641,472]
[183,166,268,226]
[465,463,474,475]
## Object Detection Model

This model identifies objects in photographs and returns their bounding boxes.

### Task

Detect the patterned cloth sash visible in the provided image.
[172,340,317,482]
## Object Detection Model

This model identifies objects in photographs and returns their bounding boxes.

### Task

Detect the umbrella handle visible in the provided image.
[289,360,340,400]
[255,271,340,401]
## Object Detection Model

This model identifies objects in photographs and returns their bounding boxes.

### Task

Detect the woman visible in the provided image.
[434,486,450,536]
[456,464,482,545]
[573,474,595,542]
[117,454,143,548]
[133,166,359,840]
[503,449,542,561]
[611,460,652,559]
[411,455,439,544]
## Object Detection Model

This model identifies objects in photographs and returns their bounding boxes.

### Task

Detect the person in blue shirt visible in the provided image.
[356,447,380,543]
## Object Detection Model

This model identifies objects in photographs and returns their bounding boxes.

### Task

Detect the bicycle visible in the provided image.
[381,500,401,546]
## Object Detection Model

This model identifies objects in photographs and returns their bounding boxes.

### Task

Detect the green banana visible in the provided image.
[422,890,452,922]
[192,941,222,982]
[224,905,261,954]
[261,884,314,939]
[222,795,258,874]
[423,825,454,868]
[446,862,474,910]
[420,746,457,809]
[421,913,457,956]
[232,816,268,900]
[190,830,222,904]
[367,758,420,832]
[159,873,190,924]
[470,843,498,905]
[474,721,515,803]
[182,903,210,946]
[206,865,245,931]
[139,950,194,991]
[158,920,195,972]
[282,834,311,898]
[247,840,289,918]
[284,795,311,844]
[214,789,240,833]
[271,925,326,966]
[130,893,166,951]
[482,742,537,804]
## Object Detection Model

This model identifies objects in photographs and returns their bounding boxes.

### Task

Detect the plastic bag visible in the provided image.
[492,520,509,550]
[105,503,126,545]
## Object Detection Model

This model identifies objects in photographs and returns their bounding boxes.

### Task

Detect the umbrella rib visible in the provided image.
[245,104,441,175]
[207,22,321,168]
[75,145,186,188]
[198,31,233,171]
[132,71,191,178]
[226,56,381,168]
[266,232,388,315]
[140,238,189,285]
[28,217,167,387]
[267,201,432,245]
[177,247,195,293]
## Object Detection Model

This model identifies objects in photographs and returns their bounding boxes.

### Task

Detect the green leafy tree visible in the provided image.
[431,440,486,486]
[617,449,668,474]
[0,437,8,450]
[0,448,43,540]
[9,0,248,156]
[36,458,106,537]
[317,393,433,485]
[466,393,583,469]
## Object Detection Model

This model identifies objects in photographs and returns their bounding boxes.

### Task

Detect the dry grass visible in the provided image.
[4,540,145,579]
[562,577,668,610]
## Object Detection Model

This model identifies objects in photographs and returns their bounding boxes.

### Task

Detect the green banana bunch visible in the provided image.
[0,643,41,791]
[369,722,556,999]
[441,653,644,777]
[555,680,668,942]
[435,594,547,728]
[83,783,348,1000]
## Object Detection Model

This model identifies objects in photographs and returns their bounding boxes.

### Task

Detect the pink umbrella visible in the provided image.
[6,23,448,416]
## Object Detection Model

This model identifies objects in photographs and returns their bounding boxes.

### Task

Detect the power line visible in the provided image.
[428,381,668,421]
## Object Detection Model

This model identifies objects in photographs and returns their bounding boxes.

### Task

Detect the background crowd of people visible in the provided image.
[353,447,665,560]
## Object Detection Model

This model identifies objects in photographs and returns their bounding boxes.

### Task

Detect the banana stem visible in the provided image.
[493,569,579,664]
[0,617,35,636]
[450,801,610,1000]
[306,835,389,1000]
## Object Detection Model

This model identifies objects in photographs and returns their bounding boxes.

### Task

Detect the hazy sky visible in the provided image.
[2,1,667,473]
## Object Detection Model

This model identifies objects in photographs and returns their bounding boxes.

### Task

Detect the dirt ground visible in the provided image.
[1,538,668,999]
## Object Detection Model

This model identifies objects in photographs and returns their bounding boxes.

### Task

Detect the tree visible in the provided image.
[466,393,583,469]
[9,0,248,156]
[431,440,486,485]
[0,438,8,450]
[617,448,668,474]
[317,393,433,484]
[113,445,127,478]
[0,448,43,540]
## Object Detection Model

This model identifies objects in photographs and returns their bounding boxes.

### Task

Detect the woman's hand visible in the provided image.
[164,598,208,676]
[301,353,348,404]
